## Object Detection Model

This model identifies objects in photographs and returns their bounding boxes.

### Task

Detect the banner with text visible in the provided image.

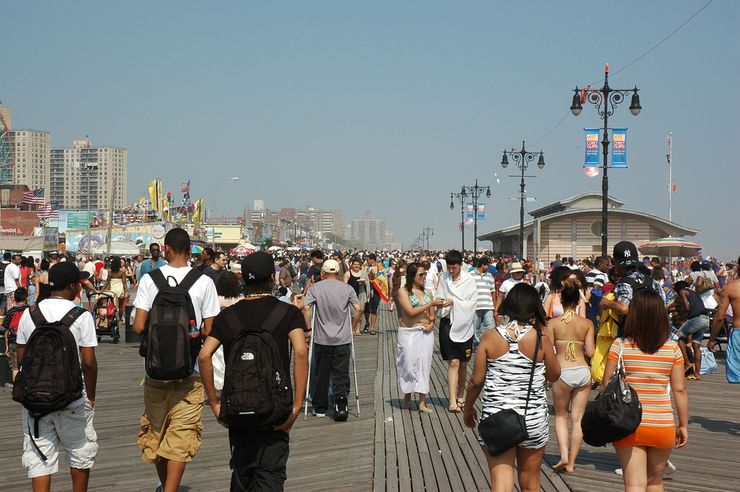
[584,128,600,168]
[611,128,628,168]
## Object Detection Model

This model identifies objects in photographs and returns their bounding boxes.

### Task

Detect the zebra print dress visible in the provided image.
[480,323,549,449]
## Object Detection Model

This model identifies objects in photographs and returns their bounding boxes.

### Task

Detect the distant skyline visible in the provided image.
[5,1,738,258]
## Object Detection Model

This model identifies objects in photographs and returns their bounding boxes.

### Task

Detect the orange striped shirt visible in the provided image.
[608,338,683,428]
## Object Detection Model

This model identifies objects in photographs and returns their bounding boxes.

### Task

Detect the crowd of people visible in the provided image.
[1,232,738,491]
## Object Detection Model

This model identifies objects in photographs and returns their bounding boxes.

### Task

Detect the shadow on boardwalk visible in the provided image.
[0,306,737,491]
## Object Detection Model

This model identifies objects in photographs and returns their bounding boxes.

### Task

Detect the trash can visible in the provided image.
[124,305,141,344]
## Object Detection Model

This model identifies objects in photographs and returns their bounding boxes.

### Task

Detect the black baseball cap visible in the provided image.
[613,241,639,266]
[241,252,275,285]
[49,262,90,290]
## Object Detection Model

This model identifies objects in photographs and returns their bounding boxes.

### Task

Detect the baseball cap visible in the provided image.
[230,263,242,274]
[509,262,525,273]
[241,252,275,285]
[49,262,90,290]
[321,259,341,274]
[613,241,639,266]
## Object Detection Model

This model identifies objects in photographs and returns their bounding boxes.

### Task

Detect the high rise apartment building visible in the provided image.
[9,129,51,192]
[50,138,127,211]
[350,211,386,249]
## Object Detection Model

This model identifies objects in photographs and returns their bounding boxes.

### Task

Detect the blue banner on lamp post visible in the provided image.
[584,128,600,168]
[611,128,628,168]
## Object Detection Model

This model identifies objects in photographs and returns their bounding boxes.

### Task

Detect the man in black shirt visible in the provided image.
[199,252,308,491]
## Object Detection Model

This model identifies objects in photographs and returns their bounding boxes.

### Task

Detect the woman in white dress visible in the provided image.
[396,262,445,413]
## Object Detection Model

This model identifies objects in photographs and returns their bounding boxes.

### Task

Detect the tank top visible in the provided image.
[347,271,362,295]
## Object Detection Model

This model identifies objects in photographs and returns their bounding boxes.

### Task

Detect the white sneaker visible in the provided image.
[665,460,677,475]
[615,468,623,476]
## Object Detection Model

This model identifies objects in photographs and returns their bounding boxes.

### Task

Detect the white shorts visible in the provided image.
[22,399,98,478]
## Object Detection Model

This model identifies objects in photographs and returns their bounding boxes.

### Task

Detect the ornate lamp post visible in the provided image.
[460,179,491,257]
[450,187,467,252]
[501,141,544,259]
[570,64,641,256]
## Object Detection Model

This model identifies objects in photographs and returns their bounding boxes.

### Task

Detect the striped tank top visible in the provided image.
[608,338,683,427]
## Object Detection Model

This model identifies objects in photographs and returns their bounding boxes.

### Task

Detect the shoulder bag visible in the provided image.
[478,328,542,456]
[582,339,642,446]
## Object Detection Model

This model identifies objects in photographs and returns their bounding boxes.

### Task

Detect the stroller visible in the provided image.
[94,292,121,343]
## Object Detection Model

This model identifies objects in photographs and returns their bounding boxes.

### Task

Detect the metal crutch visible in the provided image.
[349,310,361,416]
[303,305,316,419]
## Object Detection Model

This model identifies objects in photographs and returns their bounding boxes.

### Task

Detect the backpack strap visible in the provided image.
[224,301,291,335]
[59,306,87,329]
[178,268,203,292]
[29,305,49,328]
[148,268,169,291]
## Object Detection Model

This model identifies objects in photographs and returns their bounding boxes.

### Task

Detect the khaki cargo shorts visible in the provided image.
[137,377,204,464]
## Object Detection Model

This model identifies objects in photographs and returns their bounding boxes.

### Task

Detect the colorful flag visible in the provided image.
[611,128,628,168]
[371,270,390,303]
[181,180,190,194]
[22,187,45,205]
[37,201,60,220]
[584,129,600,168]
[672,180,678,192]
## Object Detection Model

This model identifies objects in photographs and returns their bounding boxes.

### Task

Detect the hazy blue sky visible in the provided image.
[5,1,739,258]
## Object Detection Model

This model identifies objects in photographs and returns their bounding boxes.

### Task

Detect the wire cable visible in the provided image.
[527,0,713,147]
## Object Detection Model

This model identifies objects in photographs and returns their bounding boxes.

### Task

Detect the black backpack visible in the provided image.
[13,306,87,442]
[219,302,293,430]
[141,268,202,380]
[0,261,6,287]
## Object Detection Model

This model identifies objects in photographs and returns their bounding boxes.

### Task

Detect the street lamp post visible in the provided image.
[210,176,240,249]
[570,63,641,256]
[450,188,466,251]
[460,179,491,257]
[501,141,545,259]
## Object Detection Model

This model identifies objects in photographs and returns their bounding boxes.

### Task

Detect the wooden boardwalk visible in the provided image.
[0,305,737,491]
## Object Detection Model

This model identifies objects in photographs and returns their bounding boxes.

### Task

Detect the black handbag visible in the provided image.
[582,339,642,447]
[478,328,541,456]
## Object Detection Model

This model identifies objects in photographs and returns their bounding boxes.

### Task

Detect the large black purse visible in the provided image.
[582,339,642,447]
[478,329,541,456]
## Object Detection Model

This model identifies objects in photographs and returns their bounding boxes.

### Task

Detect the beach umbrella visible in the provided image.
[192,244,205,254]
[638,237,701,257]
[230,244,255,256]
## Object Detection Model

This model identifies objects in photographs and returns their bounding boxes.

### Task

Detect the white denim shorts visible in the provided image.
[22,399,98,478]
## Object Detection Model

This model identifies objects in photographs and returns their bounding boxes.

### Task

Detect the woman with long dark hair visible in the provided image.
[395,262,444,412]
[102,255,128,317]
[602,289,688,491]
[546,278,595,473]
[464,283,560,491]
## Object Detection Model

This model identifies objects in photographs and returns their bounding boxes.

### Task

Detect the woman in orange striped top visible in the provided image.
[602,289,688,492]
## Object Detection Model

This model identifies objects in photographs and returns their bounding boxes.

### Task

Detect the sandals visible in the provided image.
[685,367,697,380]
[448,406,461,413]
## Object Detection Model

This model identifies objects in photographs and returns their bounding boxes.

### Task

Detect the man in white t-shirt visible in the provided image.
[4,253,22,309]
[133,228,220,492]
[494,262,526,324]
[15,262,98,490]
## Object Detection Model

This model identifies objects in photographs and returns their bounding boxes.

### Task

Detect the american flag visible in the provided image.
[37,201,60,220]
[22,187,46,205]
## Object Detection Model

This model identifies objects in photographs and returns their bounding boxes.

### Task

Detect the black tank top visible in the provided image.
[347,272,361,295]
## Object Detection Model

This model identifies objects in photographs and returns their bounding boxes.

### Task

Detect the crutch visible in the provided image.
[303,305,316,419]
[349,310,361,416]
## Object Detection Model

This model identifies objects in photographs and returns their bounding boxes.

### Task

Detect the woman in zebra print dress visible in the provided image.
[464,283,560,492]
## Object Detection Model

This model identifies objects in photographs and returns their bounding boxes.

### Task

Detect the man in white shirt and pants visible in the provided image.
[435,250,477,413]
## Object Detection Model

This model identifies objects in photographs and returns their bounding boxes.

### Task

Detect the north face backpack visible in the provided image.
[141,268,202,380]
[13,306,87,440]
[219,302,293,430]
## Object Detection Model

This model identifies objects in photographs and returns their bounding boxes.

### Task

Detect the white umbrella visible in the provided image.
[91,240,142,256]
[267,245,282,252]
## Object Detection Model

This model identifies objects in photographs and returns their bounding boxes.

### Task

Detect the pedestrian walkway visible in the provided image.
[0,305,736,491]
